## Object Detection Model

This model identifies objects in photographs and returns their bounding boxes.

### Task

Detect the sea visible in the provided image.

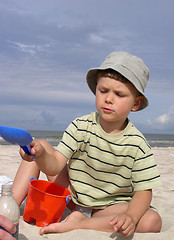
[0,130,174,148]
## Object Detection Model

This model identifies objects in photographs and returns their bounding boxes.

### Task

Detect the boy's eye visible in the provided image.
[116,92,124,97]
[100,88,107,93]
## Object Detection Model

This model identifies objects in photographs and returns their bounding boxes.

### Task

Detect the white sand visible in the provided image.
[0,145,174,240]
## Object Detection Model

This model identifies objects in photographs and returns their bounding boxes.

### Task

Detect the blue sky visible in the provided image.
[0,0,174,133]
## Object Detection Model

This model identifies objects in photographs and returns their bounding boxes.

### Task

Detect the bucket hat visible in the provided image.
[86,51,149,110]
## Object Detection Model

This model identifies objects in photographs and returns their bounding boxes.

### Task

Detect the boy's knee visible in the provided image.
[146,211,162,232]
[137,210,162,233]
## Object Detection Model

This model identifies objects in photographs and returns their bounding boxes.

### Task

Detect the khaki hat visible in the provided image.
[86,51,149,110]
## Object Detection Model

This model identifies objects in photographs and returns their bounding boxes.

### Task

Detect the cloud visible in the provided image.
[0,0,174,132]
[147,105,174,131]
[89,33,107,44]
[8,41,51,56]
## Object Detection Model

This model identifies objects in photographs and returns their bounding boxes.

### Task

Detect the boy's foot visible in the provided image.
[40,211,86,235]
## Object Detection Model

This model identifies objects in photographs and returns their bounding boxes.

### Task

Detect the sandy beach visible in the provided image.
[0,145,174,240]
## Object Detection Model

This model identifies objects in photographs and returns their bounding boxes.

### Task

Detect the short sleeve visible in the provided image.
[132,144,161,191]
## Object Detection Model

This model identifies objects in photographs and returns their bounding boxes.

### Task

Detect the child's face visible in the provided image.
[95,76,143,131]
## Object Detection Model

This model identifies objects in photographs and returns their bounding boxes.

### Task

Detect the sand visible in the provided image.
[0,145,174,240]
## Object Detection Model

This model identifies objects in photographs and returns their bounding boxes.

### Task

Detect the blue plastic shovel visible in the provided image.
[0,126,34,156]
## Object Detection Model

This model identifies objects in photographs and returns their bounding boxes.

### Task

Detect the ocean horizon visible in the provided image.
[0,130,174,148]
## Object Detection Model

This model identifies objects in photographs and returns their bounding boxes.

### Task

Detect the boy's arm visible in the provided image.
[29,139,68,176]
[126,189,152,224]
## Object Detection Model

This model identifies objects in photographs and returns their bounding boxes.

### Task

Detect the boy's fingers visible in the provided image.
[31,140,44,158]
[113,217,126,232]
[119,218,135,237]
[110,216,124,232]
[121,226,134,237]
[19,146,35,161]
[109,217,118,225]
[120,217,131,231]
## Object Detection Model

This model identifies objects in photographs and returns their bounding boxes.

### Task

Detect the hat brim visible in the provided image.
[86,68,149,111]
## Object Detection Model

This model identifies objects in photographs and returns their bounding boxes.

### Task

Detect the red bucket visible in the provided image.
[23,179,71,227]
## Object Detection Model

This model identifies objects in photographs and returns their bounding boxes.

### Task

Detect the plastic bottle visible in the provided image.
[0,184,20,239]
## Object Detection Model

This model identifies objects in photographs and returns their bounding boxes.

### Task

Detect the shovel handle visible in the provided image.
[20,145,35,158]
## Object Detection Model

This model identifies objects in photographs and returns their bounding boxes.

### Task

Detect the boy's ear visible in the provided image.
[132,96,144,111]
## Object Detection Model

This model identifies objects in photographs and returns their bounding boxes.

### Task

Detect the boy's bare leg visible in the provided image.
[39,203,128,235]
[92,203,162,233]
[40,203,162,236]
[13,160,40,206]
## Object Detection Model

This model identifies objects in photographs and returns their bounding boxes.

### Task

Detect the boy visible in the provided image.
[13,52,162,237]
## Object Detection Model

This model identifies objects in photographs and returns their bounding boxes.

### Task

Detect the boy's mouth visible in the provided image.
[103,107,114,113]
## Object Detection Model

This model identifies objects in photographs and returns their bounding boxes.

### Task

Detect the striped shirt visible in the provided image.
[57,112,161,209]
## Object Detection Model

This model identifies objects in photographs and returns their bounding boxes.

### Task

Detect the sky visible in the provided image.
[0,0,174,134]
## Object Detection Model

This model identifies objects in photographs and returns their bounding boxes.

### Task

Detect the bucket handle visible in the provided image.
[24,177,37,202]
[29,177,37,182]
[66,195,71,204]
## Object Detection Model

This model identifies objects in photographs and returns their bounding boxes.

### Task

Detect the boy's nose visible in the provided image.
[105,93,114,104]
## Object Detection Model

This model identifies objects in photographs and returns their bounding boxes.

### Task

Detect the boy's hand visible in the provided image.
[19,146,34,161]
[19,139,44,161]
[109,213,135,237]
[30,140,45,158]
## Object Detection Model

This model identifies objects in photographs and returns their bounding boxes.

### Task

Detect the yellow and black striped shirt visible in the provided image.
[57,112,161,209]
